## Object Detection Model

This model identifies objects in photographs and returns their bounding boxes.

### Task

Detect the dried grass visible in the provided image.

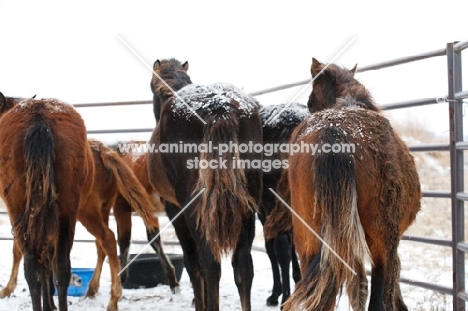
[391,118,464,310]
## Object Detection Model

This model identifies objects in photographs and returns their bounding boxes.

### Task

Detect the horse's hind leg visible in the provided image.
[232,216,255,311]
[369,264,385,310]
[190,227,221,311]
[369,240,404,311]
[264,238,281,306]
[146,227,179,292]
[87,241,106,297]
[47,271,56,310]
[392,256,408,311]
[113,195,132,283]
[291,243,301,283]
[87,200,112,297]
[23,252,43,311]
[42,258,55,311]
[0,240,22,298]
[165,202,205,310]
[394,282,408,311]
[54,216,75,311]
[79,207,122,311]
[274,232,293,307]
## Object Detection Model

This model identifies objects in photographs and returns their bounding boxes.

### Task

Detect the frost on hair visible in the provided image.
[172,83,258,120]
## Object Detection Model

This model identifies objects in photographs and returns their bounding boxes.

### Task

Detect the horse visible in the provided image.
[0,93,94,311]
[112,147,179,290]
[148,58,263,311]
[257,102,308,307]
[0,137,170,309]
[282,58,421,311]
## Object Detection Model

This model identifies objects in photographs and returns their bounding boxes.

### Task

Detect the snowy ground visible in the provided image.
[0,206,454,310]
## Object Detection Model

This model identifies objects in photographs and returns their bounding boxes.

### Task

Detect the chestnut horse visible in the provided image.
[112,149,179,290]
[282,59,421,311]
[0,94,94,311]
[258,102,308,307]
[0,138,168,309]
[148,58,263,311]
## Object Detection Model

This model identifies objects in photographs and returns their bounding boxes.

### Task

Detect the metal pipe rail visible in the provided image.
[248,47,448,97]
[74,99,152,108]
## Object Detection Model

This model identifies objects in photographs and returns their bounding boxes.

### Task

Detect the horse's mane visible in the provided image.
[310,60,380,112]
[330,64,380,111]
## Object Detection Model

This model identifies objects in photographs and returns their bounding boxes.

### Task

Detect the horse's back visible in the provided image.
[293,106,421,236]
[152,82,263,204]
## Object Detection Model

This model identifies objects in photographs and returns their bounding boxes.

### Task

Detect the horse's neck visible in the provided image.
[153,94,171,122]
[334,93,379,112]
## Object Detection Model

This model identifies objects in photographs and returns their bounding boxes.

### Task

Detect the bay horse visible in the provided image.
[0,138,171,309]
[0,93,94,311]
[148,58,263,311]
[258,102,308,307]
[282,59,421,311]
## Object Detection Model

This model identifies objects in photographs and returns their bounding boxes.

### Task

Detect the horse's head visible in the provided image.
[150,58,192,122]
[0,92,26,116]
[307,58,359,113]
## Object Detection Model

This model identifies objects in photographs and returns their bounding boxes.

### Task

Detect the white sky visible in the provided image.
[1,0,468,143]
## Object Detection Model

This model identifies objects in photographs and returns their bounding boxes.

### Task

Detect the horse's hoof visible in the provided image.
[86,288,98,298]
[106,305,118,311]
[0,287,13,298]
[171,285,181,294]
[266,296,279,306]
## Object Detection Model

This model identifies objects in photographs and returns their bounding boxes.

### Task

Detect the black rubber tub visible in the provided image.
[122,253,184,289]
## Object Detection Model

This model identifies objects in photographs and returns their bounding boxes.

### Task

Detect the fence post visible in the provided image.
[447,42,465,311]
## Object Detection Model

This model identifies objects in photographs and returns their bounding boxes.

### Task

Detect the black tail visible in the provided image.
[284,126,370,310]
[15,116,58,261]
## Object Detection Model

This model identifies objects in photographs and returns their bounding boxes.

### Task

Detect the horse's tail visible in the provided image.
[192,114,258,261]
[16,115,58,261]
[284,126,371,310]
[99,145,160,230]
[263,169,292,241]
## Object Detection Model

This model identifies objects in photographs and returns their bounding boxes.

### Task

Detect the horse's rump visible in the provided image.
[182,85,260,261]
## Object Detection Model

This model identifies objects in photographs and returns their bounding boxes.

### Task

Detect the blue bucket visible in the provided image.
[54,268,95,297]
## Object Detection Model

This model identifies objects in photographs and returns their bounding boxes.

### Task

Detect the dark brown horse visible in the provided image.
[282,59,421,311]
[0,94,94,311]
[148,58,263,311]
[258,102,308,307]
[0,138,171,309]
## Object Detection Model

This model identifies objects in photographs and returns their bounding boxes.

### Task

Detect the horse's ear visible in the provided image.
[153,59,161,70]
[350,63,358,75]
[311,58,322,76]
[182,61,189,71]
